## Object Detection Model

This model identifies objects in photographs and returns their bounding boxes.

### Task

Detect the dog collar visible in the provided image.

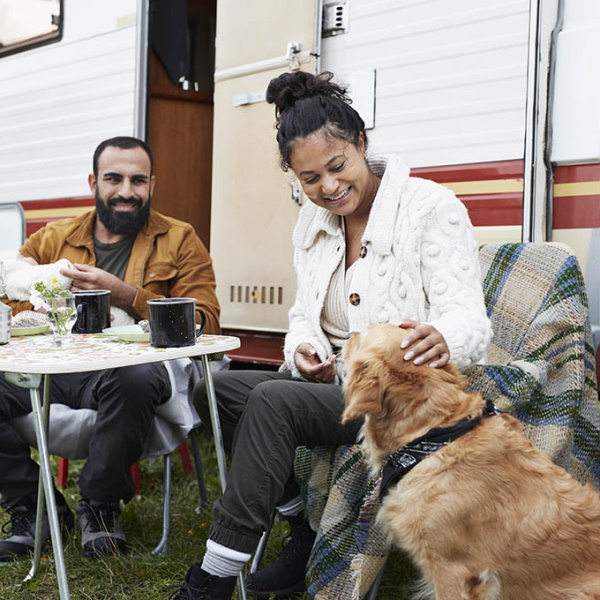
[379,400,499,498]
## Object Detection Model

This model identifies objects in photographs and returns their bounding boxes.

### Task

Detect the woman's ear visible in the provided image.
[357,132,366,158]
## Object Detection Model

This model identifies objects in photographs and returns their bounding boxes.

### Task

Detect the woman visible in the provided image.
[170,71,491,600]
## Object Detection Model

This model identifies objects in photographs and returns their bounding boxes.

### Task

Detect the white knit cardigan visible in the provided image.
[283,155,492,378]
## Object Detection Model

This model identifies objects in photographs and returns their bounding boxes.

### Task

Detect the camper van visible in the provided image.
[0,0,599,364]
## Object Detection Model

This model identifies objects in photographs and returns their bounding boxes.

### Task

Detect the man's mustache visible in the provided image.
[108,196,142,207]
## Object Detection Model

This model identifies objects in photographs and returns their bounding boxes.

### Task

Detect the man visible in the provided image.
[0,136,220,561]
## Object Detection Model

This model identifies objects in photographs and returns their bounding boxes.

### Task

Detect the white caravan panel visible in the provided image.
[321,0,530,168]
[0,0,139,203]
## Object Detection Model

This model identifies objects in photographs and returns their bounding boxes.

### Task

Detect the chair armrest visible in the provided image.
[465,360,546,414]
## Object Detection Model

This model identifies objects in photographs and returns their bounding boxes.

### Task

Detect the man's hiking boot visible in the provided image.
[0,495,74,562]
[76,498,127,558]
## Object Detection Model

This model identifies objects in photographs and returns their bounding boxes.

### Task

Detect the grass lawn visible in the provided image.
[0,428,420,599]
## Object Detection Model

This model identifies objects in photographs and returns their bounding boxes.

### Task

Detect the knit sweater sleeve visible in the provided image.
[416,185,492,368]
[283,246,332,379]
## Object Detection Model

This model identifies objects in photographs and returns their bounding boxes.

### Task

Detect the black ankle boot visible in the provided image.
[0,492,74,562]
[169,563,237,600]
[245,515,316,599]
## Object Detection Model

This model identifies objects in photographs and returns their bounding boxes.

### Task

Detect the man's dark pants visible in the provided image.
[0,363,171,507]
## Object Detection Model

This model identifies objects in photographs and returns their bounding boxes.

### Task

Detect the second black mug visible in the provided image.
[147,298,206,347]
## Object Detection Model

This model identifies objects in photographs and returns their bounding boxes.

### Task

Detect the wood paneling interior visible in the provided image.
[147,0,215,249]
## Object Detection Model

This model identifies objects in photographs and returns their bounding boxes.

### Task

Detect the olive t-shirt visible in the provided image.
[93,236,136,280]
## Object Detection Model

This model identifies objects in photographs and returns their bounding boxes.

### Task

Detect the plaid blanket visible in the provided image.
[294,242,600,600]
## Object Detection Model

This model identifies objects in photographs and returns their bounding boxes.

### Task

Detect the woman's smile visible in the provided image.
[324,186,351,204]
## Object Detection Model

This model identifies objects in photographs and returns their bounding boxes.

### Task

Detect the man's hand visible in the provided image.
[398,320,450,368]
[294,343,336,383]
[60,263,137,311]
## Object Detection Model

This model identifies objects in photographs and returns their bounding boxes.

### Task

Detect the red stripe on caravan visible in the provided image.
[553,164,600,229]
[554,164,600,184]
[461,194,523,227]
[412,161,524,227]
[412,160,523,183]
[20,196,95,211]
[21,196,95,238]
[553,195,600,230]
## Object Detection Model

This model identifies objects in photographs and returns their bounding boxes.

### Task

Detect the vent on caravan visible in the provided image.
[322,2,349,38]
[230,286,284,306]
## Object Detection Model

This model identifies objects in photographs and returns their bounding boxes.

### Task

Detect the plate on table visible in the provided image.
[11,324,50,337]
[102,325,150,343]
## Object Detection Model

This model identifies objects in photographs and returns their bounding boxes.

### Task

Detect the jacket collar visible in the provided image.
[292,155,410,255]
[66,209,171,248]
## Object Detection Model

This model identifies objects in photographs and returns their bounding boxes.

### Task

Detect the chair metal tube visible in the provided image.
[151,453,172,557]
[26,381,70,599]
[200,355,247,600]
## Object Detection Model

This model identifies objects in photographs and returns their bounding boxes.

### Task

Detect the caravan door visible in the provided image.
[210,0,320,333]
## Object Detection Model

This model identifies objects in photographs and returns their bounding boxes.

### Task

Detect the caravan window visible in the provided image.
[0,0,63,57]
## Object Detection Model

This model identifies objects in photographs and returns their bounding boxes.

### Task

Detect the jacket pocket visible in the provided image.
[143,262,177,291]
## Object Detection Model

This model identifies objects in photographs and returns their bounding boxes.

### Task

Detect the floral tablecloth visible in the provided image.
[0,333,240,374]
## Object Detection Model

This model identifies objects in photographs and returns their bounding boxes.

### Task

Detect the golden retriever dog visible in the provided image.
[342,323,600,600]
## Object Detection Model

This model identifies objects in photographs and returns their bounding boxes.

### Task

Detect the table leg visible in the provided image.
[200,355,247,600]
[25,375,71,600]
[24,376,52,582]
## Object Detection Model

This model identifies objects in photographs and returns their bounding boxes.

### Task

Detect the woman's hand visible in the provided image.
[398,320,450,368]
[294,343,336,383]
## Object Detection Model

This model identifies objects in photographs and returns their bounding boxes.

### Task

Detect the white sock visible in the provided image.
[201,539,251,578]
[276,495,304,518]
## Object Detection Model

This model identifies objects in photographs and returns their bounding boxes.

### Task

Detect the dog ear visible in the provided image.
[342,360,384,423]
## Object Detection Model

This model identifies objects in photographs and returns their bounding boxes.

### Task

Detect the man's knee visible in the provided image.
[193,370,231,414]
[97,363,171,409]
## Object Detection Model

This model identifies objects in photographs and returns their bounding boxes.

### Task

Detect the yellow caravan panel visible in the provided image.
[211,0,319,332]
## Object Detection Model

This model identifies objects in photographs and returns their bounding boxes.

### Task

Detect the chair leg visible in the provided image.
[178,441,194,475]
[151,453,172,557]
[365,559,387,600]
[189,428,208,510]
[57,457,69,488]
[130,463,141,497]
[249,519,273,574]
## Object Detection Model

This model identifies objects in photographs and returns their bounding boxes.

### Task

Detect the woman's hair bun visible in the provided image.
[266,71,349,117]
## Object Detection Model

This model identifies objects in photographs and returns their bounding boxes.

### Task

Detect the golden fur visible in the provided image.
[342,324,600,600]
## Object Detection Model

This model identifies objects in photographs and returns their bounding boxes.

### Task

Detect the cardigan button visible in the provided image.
[359,245,368,258]
[349,293,361,306]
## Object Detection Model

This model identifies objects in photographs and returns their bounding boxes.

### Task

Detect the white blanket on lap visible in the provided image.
[0,250,72,300]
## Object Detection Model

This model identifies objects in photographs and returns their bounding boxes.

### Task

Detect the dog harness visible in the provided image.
[379,399,500,498]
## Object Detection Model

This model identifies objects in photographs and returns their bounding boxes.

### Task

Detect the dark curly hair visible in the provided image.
[92,136,153,176]
[266,71,367,171]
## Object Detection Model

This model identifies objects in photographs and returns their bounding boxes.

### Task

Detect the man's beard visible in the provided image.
[95,190,151,236]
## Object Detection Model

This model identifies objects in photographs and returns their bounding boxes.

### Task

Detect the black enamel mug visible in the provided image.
[147,298,206,348]
[72,290,111,333]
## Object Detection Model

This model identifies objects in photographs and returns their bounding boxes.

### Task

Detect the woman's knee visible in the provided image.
[244,380,304,418]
